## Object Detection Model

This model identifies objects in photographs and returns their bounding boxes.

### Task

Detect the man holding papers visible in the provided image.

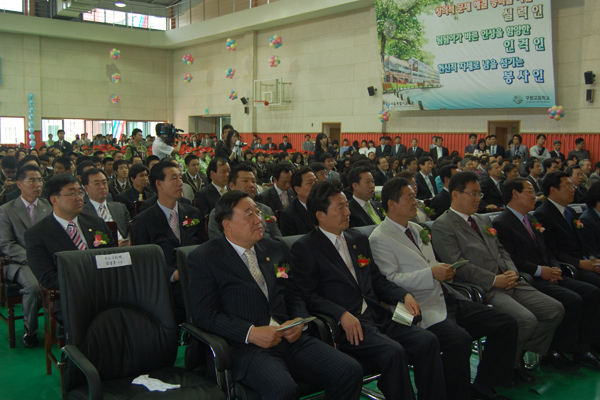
[369,178,518,400]
[187,191,363,400]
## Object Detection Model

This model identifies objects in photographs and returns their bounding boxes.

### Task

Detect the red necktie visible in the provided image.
[405,228,417,247]
[468,217,482,238]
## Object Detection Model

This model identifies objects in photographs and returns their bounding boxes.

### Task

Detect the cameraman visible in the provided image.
[152,123,181,160]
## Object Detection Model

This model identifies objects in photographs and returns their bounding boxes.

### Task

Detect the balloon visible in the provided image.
[28,114,34,120]
[111,73,121,83]
[28,93,34,100]
[549,115,554,119]
[182,54,194,65]
[29,133,35,140]
[226,38,238,51]
[29,141,36,147]
[556,109,562,115]
[378,110,389,122]
[183,73,193,83]
[269,35,283,49]
[269,55,280,68]
[110,48,121,59]
[554,115,561,121]
[111,95,120,104]
[28,107,34,113]
[550,110,556,116]
[229,90,238,100]
[558,106,564,110]
[548,105,565,121]
[29,100,34,106]
[547,107,553,113]
[225,68,236,79]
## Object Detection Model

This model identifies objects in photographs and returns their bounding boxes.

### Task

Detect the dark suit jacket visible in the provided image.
[493,209,559,276]
[550,150,566,162]
[108,179,130,201]
[373,169,392,186]
[279,142,292,152]
[81,200,131,238]
[265,143,277,150]
[375,145,392,159]
[188,236,309,377]
[429,189,451,220]
[255,186,296,213]
[279,197,315,236]
[115,186,152,218]
[348,197,383,228]
[580,208,600,257]
[140,194,192,213]
[526,175,543,195]
[534,200,596,267]
[54,140,73,153]
[407,147,424,157]
[390,144,407,158]
[480,178,504,207]
[290,229,408,323]
[414,172,437,200]
[429,146,449,163]
[488,145,505,158]
[25,213,114,313]
[574,186,587,204]
[182,172,203,193]
[193,184,221,219]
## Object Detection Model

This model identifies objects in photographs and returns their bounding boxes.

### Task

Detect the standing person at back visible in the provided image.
[506,134,529,162]
[193,157,231,222]
[568,138,591,164]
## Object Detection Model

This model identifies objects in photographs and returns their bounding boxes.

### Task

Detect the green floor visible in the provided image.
[2,304,600,399]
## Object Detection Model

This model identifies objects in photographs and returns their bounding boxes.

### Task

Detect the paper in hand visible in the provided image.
[449,260,469,269]
[392,302,415,326]
[276,316,316,331]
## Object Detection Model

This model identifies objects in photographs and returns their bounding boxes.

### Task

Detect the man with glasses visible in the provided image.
[25,174,115,322]
[0,165,52,348]
[81,168,130,242]
[432,172,564,385]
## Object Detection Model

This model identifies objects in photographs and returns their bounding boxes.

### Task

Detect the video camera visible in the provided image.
[156,123,184,145]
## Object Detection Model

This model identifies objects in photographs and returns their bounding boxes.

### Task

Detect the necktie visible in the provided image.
[425,175,435,196]
[365,202,382,225]
[98,204,109,221]
[280,191,289,208]
[169,210,180,241]
[405,228,417,246]
[27,203,37,225]
[335,235,367,313]
[67,221,87,250]
[219,187,226,196]
[523,217,536,242]
[467,216,482,238]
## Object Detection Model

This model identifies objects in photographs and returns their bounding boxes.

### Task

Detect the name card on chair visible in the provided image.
[95,253,132,269]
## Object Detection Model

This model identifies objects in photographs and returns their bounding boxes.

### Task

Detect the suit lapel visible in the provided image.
[351,199,372,225]
[451,211,485,244]
[506,211,540,252]
[383,220,426,261]
[255,241,276,303]
[316,230,361,290]
[13,199,33,229]
[153,204,179,244]
[47,215,79,251]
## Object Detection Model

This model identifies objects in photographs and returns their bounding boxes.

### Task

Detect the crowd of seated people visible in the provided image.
[1,128,599,400]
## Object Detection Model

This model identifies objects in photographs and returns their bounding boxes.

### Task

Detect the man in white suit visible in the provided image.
[369,177,517,400]
[0,164,52,347]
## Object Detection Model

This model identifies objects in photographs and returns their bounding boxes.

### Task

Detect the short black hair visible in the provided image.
[132,128,142,136]
[1,155,17,170]
[53,157,72,170]
[448,171,479,195]
[222,124,234,134]
[542,171,568,197]
[145,155,160,167]
[566,164,581,177]
[76,161,95,177]
[595,162,600,171]
[309,162,327,174]
[585,182,600,209]
[185,154,199,166]
[229,163,254,185]
[76,156,92,166]
[553,140,561,145]
[536,134,547,141]
[207,157,228,183]
[575,138,585,145]
[469,133,477,139]
[214,190,249,232]
[381,178,411,213]
[501,177,528,204]
[129,163,149,182]
[347,166,373,189]
[81,168,107,186]
[46,173,79,201]
[439,164,458,185]
[149,159,179,191]
[102,157,114,165]
[18,155,40,168]
[319,152,333,163]
[16,164,41,181]
[405,156,417,166]
[93,151,104,157]
[272,162,293,181]
[418,156,432,167]
[91,156,101,165]
[503,163,517,175]
[542,158,558,170]
[510,155,522,162]
[525,158,539,173]
[114,159,128,171]
[306,179,344,226]
[291,167,314,192]
[513,134,523,142]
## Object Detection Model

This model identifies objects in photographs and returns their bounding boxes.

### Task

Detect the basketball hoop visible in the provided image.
[254,100,269,107]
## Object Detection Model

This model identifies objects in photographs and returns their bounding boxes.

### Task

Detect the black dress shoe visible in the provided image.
[513,367,536,384]
[472,384,512,400]
[541,350,581,371]
[22,334,38,348]
[574,351,600,370]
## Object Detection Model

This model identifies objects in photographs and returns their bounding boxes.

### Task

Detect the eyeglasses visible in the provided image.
[25,178,44,185]
[460,191,484,199]
[559,184,576,190]
[90,180,108,187]
[57,191,85,198]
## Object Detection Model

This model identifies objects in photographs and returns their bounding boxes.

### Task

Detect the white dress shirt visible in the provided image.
[53,213,88,247]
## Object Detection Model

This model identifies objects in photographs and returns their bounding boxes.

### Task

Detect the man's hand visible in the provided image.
[485,204,500,211]
[431,264,455,282]
[403,294,421,316]
[536,195,547,202]
[540,266,555,281]
[172,269,179,282]
[340,311,363,346]
[280,318,304,343]
[494,270,518,289]
[549,267,563,283]
[247,326,283,349]
[579,260,597,271]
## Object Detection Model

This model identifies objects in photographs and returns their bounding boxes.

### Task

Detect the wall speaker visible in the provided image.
[584,71,595,84]
[244,106,249,114]
[240,97,248,105]
[367,86,377,96]
[586,89,594,102]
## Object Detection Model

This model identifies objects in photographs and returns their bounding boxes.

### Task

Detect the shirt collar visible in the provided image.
[20,196,39,209]
[353,195,367,209]
[274,184,285,196]
[507,206,526,223]
[225,237,255,257]
[319,227,343,248]
[419,171,430,179]
[89,198,108,212]
[385,215,411,234]
[53,213,79,231]
[157,200,178,222]
[450,207,471,223]
[548,198,567,220]
[212,182,225,194]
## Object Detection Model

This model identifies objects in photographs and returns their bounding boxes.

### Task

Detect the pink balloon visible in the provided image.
[556,109,563,115]
[549,115,554,119]
[548,108,553,113]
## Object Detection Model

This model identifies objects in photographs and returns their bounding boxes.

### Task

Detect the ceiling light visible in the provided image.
[115,2,126,7]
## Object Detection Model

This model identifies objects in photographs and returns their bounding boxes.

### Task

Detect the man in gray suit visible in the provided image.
[506,134,529,162]
[208,163,281,239]
[201,133,215,148]
[432,171,564,384]
[81,168,131,241]
[0,164,52,347]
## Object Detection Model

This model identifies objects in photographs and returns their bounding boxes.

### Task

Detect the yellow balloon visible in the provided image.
[554,115,561,121]
[274,35,279,40]
[558,106,564,110]
[270,43,274,47]
[551,105,558,111]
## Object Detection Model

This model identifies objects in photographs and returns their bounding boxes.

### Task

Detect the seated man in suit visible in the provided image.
[319,153,340,181]
[133,160,204,317]
[189,191,363,399]
[581,184,600,256]
[25,174,115,321]
[480,161,505,208]
[432,172,564,383]
[373,157,392,186]
[208,163,281,239]
[108,159,131,200]
[0,165,52,347]
[255,162,296,212]
[280,167,317,236]
[81,168,131,242]
[370,177,517,400]
[290,180,445,400]
[494,178,600,370]
[430,164,458,220]
[414,156,437,199]
[308,162,328,182]
[193,157,231,220]
[525,159,546,205]
[115,163,152,218]
[566,165,588,204]
[534,171,600,288]
[182,154,205,194]
[347,166,384,228]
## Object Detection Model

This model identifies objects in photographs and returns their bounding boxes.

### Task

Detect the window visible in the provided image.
[42,119,63,142]
[0,117,25,144]
[82,8,166,30]
[0,0,23,13]
[63,119,85,142]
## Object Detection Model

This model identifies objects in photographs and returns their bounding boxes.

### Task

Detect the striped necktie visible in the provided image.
[98,204,109,221]
[67,221,87,251]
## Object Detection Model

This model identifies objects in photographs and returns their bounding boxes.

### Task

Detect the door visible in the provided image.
[322,123,341,144]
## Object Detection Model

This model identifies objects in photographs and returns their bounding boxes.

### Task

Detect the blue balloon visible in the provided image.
[28,114,34,121]
[28,107,34,113]
[550,110,556,116]
[28,93,34,100]
[29,133,35,140]
[29,141,36,147]
[28,121,34,127]
[29,100,34,107]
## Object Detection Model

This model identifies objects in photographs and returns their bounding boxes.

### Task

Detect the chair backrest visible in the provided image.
[351,225,377,237]
[56,244,177,391]
[275,209,282,230]
[174,245,202,325]
[484,212,502,222]
[105,221,119,244]
[204,214,210,236]
[134,200,143,216]
[277,235,304,252]
[570,203,587,218]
